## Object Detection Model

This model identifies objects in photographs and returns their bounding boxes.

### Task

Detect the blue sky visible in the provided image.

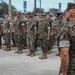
[1,0,74,12]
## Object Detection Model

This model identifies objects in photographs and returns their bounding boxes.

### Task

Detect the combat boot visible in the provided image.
[23,46,27,49]
[3,47,11,51]
[14,50,19,53]
[3,48,7,51]
[5,47,11,51]
[18,50,23,54]
[26,52,32,56]
[39,52,47,59]
[30,52,35,57]
[47,50,52,54]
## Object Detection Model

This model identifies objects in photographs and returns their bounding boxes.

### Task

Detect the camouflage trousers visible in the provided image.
[59,61,75,75]
[22,33,27,47]
[67,50,75,75]
[26,36,36,52]
[39,37,47,52]
[47,35,56,50]
[34,34,39,48]
[12,32,16,45]
[57,37,60,50]
[3,33,11,48]
[14,34,23,50]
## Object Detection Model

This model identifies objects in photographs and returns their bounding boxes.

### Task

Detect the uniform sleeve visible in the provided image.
[21,23,25,26]
[9,21,12,25]
[34,26,37,29]
[59,26,70,48]
[47,22,50,29]
[33,22,37,29]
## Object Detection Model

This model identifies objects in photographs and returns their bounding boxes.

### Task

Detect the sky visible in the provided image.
[1,0,74,12]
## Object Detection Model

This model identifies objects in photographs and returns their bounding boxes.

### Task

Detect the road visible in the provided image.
[0,45,60,75]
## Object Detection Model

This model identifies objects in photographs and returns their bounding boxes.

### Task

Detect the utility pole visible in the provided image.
[40,0,41,9]
[34,0,36,14]
[59,3,61,11]
[9,0,12,20]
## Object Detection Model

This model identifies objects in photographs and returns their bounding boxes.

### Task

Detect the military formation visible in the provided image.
[0,2,75,75]
[0,11,65,59]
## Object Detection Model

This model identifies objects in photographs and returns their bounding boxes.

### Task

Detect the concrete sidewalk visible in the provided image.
[0,46,60,75]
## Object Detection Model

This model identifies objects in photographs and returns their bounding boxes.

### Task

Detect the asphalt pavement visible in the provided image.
[0,45,60,75]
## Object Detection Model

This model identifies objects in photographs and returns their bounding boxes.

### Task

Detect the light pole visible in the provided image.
[34,0,36,14]
[9,0,12,20]
[40,0,41,9]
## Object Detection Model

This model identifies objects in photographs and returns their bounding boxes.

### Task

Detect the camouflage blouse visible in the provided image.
[59,20,75,75]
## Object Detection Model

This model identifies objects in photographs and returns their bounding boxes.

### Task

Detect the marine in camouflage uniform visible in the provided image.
[47,13,58,52]
[45,13,53,54]
[59,3,75,75]
[14,13,23,54]
[56,15,65,56]
[21,13,27,49]
[32,14,39,51]
[26,16,37,57]
[38,14,50,59]
[49,18,57,51]
[11,14,17,47]
[2,13,11,51]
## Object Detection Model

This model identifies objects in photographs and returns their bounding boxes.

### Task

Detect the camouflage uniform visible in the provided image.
[38,17,50,59]
[46,17,53,54]
[2,18,11,49]
[59,20,75,75]
[26,20,37,55]
[49,19,57,50]
[56,20,65,50]
[14,18,23,53]
[11,18,16,46]
[21,17,27,48]
[32,18,39,50]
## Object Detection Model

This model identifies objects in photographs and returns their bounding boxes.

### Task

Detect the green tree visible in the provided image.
[0,2,16,16]
[49,8,59,13]
[33,8,44,13]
